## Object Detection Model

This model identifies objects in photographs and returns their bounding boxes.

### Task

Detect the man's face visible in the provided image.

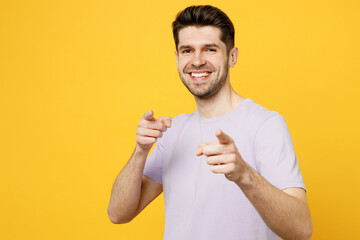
[176,26,230,98]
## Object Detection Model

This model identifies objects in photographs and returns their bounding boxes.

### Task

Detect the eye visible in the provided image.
[182,49,191,54]
[206,48,217,52]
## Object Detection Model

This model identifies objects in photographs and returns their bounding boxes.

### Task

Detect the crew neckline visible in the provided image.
[194,98,251,124]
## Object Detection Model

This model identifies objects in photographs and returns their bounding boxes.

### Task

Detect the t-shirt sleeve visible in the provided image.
[143,138,164,184]
[255,115,306,191]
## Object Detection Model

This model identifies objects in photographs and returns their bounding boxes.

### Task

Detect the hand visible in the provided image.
[136,110,172,152]
[196,129,245,182]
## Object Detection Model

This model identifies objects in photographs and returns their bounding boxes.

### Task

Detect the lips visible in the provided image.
[189,72,211,81]
[191,72,210,78]
[187,70,212,81]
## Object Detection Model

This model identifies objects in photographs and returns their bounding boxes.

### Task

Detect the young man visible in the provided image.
[108,5,312,240]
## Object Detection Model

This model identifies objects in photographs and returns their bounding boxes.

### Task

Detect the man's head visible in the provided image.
[172,5,238,99]
[172,5,235,54]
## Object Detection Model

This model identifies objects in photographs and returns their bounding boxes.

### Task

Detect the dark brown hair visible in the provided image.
[172,5,235,53]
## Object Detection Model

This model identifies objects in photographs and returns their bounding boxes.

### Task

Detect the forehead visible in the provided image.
[178,26,224,48]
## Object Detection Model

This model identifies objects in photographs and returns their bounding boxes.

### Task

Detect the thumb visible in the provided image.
[143,110,156,121]
[216,129,233,144]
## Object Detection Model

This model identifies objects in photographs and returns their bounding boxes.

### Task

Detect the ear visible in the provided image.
[228,47,239,68]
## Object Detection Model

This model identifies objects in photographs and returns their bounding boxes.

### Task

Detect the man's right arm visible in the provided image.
[107,110,171,224]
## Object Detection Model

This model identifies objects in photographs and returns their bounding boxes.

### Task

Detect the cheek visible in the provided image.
[178,56,194,68]
[177,62,187,73]
[214,59,225,68]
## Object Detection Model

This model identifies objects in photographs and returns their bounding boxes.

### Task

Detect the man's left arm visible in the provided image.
[197,130,313,240]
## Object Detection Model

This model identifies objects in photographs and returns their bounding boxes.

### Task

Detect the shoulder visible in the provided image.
[170,112,196,130]
[172,112,194,124]
[241,100,293,147]
[241,99,282,132]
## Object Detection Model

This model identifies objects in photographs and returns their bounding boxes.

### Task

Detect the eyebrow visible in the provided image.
[178,43,220,50]
[178,45,192,50]
[204,43,220,48]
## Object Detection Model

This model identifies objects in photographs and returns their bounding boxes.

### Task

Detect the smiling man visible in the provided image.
[177,27,229,98]
[108,5,312,240]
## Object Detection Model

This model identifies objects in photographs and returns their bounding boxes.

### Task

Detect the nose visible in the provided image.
[191,52,206,67]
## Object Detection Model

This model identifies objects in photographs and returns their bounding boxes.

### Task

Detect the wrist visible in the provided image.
[235,161,256,190]
[127,145,150,170]
[134,144,151,156]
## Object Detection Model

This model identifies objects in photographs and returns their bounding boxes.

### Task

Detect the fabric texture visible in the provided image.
[143,98,305,240]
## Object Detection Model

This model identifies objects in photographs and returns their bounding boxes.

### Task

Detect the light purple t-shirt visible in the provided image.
[143,98,305,240]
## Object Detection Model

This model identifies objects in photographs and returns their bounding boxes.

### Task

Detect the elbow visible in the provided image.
[297,220,313,240]
[107,207,133,224]
[303,221,313,240]
[286,218,313,240]
[108,215,129,224]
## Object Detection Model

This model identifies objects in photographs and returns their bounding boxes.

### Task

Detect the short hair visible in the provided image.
[172,5,235,53]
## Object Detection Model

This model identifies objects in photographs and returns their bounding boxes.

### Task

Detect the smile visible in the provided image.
[189,72,211,81]
[191,72,210,78]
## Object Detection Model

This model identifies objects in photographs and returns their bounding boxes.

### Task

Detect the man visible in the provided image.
[108,5,312,240]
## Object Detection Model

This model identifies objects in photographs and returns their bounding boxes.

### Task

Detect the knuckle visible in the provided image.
[203,146,210,154]
[211,165,219,173]
[138,120,145,127]
[229,163,235,172]
[136,128,141,135]
[144,137,152,145]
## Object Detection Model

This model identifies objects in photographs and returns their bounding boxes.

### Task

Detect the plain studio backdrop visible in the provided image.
[0,0,359,239]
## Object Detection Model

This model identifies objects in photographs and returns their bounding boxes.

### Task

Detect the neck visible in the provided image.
[194,82,245,118]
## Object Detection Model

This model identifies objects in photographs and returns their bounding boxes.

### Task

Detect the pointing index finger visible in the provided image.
[216,129,233,144]
[143,110,156,121]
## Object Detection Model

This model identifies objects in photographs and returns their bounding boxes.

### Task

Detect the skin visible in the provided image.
[107,110,169,223]
[108,26,312,240]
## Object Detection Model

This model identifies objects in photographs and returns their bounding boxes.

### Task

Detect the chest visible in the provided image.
[161,120,257,202]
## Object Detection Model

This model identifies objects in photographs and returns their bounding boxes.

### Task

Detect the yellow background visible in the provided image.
[1,0,359,239]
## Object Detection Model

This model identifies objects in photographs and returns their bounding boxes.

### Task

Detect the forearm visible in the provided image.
[236,163,312,240]
[107,145,149,223]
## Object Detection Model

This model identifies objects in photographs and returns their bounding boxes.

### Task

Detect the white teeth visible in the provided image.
[191,72,210,78]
